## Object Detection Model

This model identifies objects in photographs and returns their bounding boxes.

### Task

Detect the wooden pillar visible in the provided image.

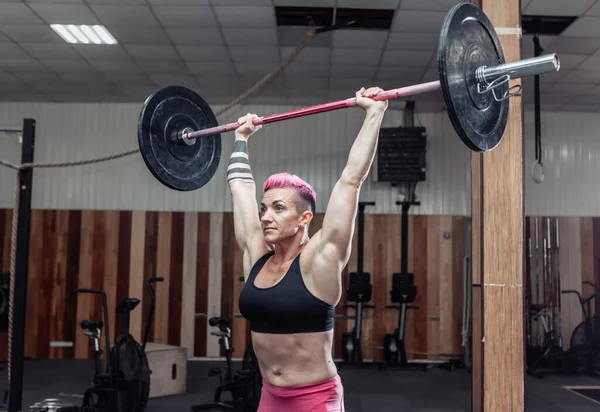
[470,0,525,410]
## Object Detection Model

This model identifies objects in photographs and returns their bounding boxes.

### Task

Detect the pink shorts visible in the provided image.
[258,374,345,412]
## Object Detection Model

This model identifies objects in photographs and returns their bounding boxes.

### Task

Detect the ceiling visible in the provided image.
[0,0,599,112]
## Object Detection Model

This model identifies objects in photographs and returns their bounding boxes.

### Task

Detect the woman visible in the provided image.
[227,87,388,411]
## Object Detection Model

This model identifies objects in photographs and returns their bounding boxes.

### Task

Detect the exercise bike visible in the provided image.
[527,281,600,378]
[191,316,261,412]
[50,277,162,412]
[339,202,377,368]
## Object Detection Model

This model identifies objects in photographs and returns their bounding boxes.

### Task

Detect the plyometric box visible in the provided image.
[145,343,187,398]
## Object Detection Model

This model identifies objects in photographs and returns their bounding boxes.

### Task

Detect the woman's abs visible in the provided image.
[252,329,337,387]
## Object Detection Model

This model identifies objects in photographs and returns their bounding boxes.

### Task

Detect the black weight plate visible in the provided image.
[438,3,508,152]
[138,85,221,191]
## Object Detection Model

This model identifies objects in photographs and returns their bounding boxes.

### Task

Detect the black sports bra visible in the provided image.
[238,251,334,334]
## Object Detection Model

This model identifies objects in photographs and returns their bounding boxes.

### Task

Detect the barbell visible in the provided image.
[137,2,560,191]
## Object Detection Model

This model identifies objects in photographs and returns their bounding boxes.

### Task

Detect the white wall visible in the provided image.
[0,100,598,216]
[0,101,471,215]
[523,111,600,217]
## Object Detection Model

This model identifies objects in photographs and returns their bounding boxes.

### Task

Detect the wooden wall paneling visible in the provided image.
[181,212,198,357]
[410,215,428,360]
[194,213,210,358]
[89,212,107,355]
[389,213,403,359]
[168,212,184,347]
[62,210,81,359]
[427,216,441,360]
[128,211,147,343]
[36,210,56,359]
[142,212,158,344]
[206,212,223,358]
[404,213,416,358]
[24,210,43,359]
[49,210,69,359]
[231,235,246,358]
[115,211,131,339]
[358,212,372,361]
[438,216,454,357]
[75,210,95,359]
[451,217,465,356]
[154,211,172,344]
[220,213,235,357]
[104,211,120,347]
[369,215,385,362]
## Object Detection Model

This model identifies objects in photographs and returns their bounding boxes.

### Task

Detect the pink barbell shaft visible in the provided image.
[182,81,442,140]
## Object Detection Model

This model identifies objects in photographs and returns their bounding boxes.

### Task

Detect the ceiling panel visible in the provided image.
[545,36,600,55]
[213,6,276,29]
[0,58,47,71]
[280,46,330,63]
[41,58,92,72]
[186,61,237,76]
[229,47,280,63]
[165,28,225,46]
[177,46,231,62]
[90,5,160,27]
[26,0,84,4]
[88,59,142,73]
[124,45,180,61]
[278,27,332,48]
[386,32,439,50]
[86,0,146,4]
[391,10,447,33]
[399,0,462,12]
[524,0,597,16]
[561,17,600,37]
[337,0,400,9]
[20,43,81,59]
[222,29,278,47]
[381,49,435,66]
[140,61,190,75]
[28,4,100,24]
[332,30,389,49]
[0,3,44,24]
[152,6,218,28]
[106,26,172,45]
[0,24,63,43]
[0,43,32,59]
[331,48,383,65]
[0,0,596,111]
[330,64,377,78]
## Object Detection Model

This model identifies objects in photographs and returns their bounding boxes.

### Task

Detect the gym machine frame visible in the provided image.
[338,201,378,368]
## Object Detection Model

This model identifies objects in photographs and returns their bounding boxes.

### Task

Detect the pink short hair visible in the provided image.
[263,172,316,212]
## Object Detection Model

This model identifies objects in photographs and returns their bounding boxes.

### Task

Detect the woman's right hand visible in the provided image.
[235,113,262,140]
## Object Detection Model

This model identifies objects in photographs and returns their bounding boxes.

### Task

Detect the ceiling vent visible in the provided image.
[521,15,578,35]
[275,6,395,30]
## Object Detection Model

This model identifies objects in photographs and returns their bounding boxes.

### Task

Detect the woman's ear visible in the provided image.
[300,210,313,228]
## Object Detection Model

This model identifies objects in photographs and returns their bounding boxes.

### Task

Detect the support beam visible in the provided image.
[470,0,525,410]
[7,118,36,412]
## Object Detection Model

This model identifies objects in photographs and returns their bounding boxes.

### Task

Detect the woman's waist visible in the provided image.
[251,330,335,385]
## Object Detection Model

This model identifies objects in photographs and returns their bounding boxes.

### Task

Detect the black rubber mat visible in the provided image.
[569,387,600,404]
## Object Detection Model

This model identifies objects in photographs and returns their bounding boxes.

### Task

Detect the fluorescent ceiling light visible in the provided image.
[50,24,117,45]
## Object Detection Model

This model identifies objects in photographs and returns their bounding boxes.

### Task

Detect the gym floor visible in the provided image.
[2,359,600,412]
